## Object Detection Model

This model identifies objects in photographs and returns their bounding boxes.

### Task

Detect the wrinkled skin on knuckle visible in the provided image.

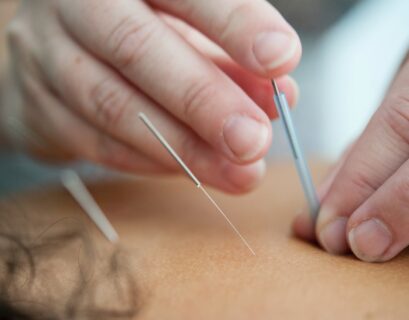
[106,15,159,69]
[89,77,132,129]
[347,168,377,196]
[382,94,409,145]
[181,79,217,123]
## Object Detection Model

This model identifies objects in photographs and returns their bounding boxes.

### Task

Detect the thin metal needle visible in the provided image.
[61,170,119,243]
[139,113,200,187]
[272,80,320,221]
[199,186,256,255]
[272,80,280,96]
[138,112,255,255]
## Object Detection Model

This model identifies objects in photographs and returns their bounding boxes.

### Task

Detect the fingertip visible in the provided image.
[274,35,302,76]
[253,31,302,77]
[292,212,316,242]
[317,215,349,255]
[347,218,393,263]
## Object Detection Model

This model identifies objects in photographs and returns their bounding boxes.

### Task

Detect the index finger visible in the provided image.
[58,0,273,163]
[148,0,302,77]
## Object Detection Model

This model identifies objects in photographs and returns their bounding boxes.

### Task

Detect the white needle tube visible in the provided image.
[61,170,119,243]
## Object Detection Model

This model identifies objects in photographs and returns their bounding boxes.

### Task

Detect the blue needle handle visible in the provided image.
[272,80,320,221]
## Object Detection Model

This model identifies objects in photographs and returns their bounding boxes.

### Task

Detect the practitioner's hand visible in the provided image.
[294,57,409,262]
[0,0,301,193]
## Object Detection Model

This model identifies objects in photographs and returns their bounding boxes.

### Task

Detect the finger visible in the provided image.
[58,0,272,164]
[18,68,166,173]
[214,58,299,118]
[37,26,265,192]
[293,143,355,242]
[6,11,161,170]
[347,159,409,262]
[159,14,299,116]
[157,11,225,57]
[149,0,302,77]
[316,61,409,254]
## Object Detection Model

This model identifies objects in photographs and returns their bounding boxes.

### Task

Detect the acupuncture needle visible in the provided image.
[61,170,119,243]
[272,80,320,221]
[138,112,256,256]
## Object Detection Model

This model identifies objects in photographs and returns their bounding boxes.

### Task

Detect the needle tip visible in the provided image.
[272,79,280,96]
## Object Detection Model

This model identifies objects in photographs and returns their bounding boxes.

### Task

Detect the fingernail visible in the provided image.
[253,31,297,70]
[223,115,269,161]
[348,218,392,262]
[319,217,348,254]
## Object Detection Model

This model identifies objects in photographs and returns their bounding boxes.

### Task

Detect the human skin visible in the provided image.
[0,0,301,194]
[294,56,409,263]
[2,163,409,319]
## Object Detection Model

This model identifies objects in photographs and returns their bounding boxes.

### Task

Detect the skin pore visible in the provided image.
[1,163,409,319]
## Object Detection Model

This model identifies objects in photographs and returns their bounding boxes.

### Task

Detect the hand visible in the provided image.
[0,0,301,193]
[294,56,409,262]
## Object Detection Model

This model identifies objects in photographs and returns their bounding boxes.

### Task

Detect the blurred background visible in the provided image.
[271,0,409,160]
[1,0,409,194]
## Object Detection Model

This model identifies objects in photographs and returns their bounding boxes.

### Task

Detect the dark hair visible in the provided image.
[0,200,140,320]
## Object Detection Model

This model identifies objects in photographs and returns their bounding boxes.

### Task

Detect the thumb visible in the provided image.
[315,59,409,255]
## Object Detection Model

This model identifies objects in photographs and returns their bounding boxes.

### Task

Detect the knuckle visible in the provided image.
[382,95,409,145]
[90,77,132,129]
[107,15,159,69]
[182,79,217,122]
[348,169,377,196]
